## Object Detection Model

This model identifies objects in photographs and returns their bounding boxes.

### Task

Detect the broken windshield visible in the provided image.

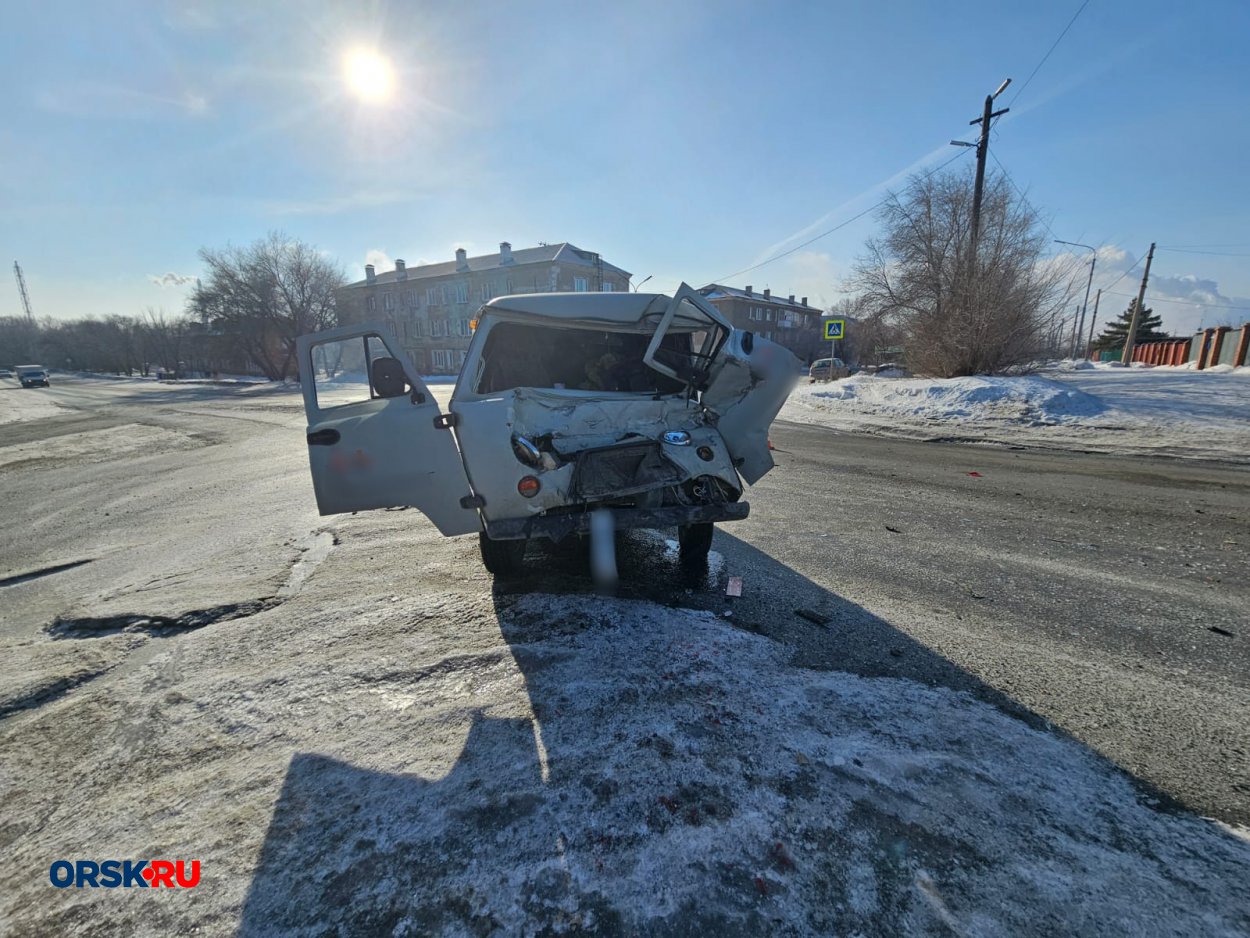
[475,322,690,395]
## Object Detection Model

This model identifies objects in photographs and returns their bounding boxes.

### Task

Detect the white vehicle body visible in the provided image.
[295,284,798,573]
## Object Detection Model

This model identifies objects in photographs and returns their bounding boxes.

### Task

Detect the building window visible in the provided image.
[366,295,377,311]
[431,319,447,338]
[404,290,416,307]
[601,282,615,292]
[383,292,396,310]
[426,287,439,307]
[765,309,773,321]
[574,277,588,292]
[455,282,469,304]
[456,319,471,337]
[409,318,424,337]
[481,282,494,302]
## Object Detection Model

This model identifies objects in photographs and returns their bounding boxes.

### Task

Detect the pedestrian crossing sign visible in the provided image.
[824,319,845,340]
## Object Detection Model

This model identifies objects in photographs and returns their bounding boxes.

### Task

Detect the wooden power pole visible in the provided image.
[1121,243,1156,365]
[1086,288,1101,357]
[969,88,1011,251]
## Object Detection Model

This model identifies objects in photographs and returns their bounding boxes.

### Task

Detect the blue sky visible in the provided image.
[3,0,1249,335]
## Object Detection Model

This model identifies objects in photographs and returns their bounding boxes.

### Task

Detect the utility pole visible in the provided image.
[1086,289,1101,358]
[1069,305,1081,358]
[1120,242,1155,365]
[970,80,1011,250]
[1054,240,1098,360]
[13,261,35,323]
[951,78,1010,256]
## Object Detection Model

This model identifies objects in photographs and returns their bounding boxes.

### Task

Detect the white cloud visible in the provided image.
[148,272,197,288]
[1079,247,1250,335]
[364,249,392,271]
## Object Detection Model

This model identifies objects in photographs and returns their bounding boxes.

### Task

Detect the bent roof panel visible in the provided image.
[484,292,669,323]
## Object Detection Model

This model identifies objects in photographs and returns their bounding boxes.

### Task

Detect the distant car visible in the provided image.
[808,357,849,382]
[0,368,13,378]
[17,367,50,388]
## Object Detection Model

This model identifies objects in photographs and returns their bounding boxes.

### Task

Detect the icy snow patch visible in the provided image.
[232,594,1250,935]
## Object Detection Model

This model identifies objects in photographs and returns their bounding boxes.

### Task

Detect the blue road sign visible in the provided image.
[824,319,845,340]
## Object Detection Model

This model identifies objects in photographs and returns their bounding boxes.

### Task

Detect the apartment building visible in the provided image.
[698,284,823,361]
[336,242,631,374]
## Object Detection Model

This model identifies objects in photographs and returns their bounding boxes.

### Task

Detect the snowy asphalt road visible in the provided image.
[1,377,1247,935]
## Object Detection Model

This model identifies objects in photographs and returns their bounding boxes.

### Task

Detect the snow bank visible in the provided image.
[800,374,1106,425]
[784,365,1250,461]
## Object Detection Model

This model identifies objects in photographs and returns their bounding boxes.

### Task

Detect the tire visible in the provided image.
[677,522,714,565]
[479,533,526,575]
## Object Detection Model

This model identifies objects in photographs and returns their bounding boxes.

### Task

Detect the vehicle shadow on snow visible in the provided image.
[237,529,1250,936]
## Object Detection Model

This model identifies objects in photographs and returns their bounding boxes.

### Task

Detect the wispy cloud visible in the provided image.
[148,272,197,287]
[36,83,209,120]
[257,190,419,217]
[748,144,956,268]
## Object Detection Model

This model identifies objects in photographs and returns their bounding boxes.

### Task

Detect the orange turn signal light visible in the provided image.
[518,475,541,498]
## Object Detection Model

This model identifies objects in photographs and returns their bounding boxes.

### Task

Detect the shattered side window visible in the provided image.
[476,322,687,395]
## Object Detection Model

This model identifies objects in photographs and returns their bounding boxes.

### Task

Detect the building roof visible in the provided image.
[343,242,631,289]
[699,283,815,309]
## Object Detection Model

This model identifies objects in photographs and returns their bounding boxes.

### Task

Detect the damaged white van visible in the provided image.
[295,285,799,576]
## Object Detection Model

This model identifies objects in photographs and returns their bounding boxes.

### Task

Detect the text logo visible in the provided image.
[49,860,201,889]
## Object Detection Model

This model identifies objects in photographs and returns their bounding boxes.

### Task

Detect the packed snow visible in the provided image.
[0,387,66,424]
[784,362,1250,461]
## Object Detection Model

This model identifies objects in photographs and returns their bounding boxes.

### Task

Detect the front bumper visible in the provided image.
[484,501,749,542]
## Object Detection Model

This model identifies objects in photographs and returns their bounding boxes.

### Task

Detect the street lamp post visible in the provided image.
[1054,240,1098,359]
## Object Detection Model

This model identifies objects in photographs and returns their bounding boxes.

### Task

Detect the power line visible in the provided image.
[1093,254,1142,295]
[710,147,974,283]
[1103,290,1250,312]
[988,151,1058,241]
[1005,0,1092,108]
[1157,247,1250,257]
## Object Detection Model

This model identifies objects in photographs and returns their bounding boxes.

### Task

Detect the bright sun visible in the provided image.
[343,48,396,105]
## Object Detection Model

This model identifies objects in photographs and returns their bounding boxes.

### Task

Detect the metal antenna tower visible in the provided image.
[13,262,35,323]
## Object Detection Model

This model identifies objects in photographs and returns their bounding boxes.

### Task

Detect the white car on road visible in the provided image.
[296,285,798,575]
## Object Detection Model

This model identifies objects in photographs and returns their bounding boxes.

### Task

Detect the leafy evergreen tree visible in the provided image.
[1093,298,1168,348]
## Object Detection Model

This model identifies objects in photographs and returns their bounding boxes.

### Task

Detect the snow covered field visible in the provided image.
[784,363,1250,462]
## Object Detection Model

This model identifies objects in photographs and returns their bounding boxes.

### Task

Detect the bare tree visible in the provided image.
[848,170,1075,377]
[138,308,189,376]
[189,233,344,381]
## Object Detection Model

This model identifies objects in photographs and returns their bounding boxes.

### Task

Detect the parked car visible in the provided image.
[16,366,50,388]
[295,285,799,576]
[0,368,14,378]
[808,357,849,382]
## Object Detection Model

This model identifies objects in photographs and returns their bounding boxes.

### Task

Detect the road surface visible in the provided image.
[1,376,1247,936]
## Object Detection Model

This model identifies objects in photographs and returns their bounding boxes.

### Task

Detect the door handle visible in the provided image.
[307,428,341,446]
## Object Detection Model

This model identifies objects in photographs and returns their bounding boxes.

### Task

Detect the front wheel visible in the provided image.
[479,533,526,575]
[677,522,714,566]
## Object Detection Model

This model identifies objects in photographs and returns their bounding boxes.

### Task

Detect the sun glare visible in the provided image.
[343,48,396,105]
